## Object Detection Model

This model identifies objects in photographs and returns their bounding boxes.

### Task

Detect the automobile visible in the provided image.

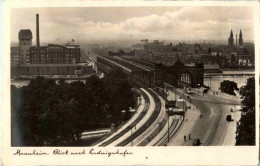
[193,138,201,146]
[226,115,232,121]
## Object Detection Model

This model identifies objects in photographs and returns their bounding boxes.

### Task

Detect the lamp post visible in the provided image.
[183,87,185,112]
[166,109,175,144]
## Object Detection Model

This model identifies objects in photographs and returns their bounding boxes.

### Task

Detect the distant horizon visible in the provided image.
[11,7,255,45]
[11,38,255,46]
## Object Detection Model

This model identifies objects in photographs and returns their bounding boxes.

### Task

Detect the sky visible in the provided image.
[11,7,255,44]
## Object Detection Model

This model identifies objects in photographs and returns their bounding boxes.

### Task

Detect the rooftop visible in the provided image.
[19,29,33,40]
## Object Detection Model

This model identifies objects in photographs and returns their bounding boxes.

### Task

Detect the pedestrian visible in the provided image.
[184,135,186,141]
[189,134,191,140]
[186,118,188,122]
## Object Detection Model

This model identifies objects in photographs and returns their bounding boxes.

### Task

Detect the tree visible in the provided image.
[11,73,135,146]
[219,80,239,96]
[236,77,255,145]
[239,77,255,111]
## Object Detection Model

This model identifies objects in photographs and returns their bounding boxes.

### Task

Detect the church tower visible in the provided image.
[239,29,243,46]
[228,29,234,46]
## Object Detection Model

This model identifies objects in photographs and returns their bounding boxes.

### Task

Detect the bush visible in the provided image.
[219,80,239,96]
[236,77,255,145]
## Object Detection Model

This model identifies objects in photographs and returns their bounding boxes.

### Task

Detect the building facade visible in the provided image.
[108,50,134,56]
[97,56,204,88]
[29,44,80,64]
[19,29,32,64]
[11,47,20,65]
[11,64,93,78]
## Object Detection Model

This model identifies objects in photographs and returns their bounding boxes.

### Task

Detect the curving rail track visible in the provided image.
[154,118,180,146]
[117,89,162,146]
[99,89,150,146]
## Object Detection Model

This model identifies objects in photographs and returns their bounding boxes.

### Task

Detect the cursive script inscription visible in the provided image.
[13,149,48,156]
[89,149,133,157]
[53,149,69,155]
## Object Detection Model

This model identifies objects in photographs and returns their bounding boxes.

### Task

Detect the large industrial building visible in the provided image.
[29,44,80,64]
[11,14,93,78]
[97,55,204,88]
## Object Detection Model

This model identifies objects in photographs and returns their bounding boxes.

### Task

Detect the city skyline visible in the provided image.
[11,7,255,44]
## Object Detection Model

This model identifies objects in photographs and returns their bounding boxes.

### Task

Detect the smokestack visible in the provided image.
[236,34,237,45]
[36,14,40,47]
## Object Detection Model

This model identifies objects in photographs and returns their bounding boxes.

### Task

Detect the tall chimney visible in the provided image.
[36,14,40,47]
[236,34,237,45]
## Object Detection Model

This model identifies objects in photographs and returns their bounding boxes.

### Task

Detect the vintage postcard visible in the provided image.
[2,0,259,165]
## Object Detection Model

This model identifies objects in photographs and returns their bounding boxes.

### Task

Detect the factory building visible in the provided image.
[29,44,80,64]
[11,14,93,78]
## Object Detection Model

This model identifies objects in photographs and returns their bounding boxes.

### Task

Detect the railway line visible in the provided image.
[117,89,162,146]
[154,118,181,146]
[99,88,150,146]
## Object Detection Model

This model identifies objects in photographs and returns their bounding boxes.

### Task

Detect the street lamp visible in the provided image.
[166,108,175,144]
[183,87,185,112]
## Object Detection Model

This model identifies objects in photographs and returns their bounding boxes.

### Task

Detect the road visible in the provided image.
[175,89,241,146]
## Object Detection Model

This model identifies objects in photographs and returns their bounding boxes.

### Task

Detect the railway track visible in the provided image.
[117,88,162,146]
[154,118,180,146]
[99,89,150,146]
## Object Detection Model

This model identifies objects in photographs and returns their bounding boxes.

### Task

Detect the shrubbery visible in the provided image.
[11,70,135,146]
[236,77,255,145]
[219,80,239,96]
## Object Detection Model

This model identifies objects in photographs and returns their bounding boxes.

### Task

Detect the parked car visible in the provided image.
[226,115,232,121]
[193,138,201,146]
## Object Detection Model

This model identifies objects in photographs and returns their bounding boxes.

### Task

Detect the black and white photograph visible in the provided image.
[10,6,256,147]
[2,1,259,165]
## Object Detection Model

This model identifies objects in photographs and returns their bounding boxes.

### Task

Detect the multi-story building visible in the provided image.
[238,55,253,67]
[18,29,32,64]
[65,39,80,49]
[12,63,93,77]
[29,44,81,64]
[11,14,94,78]
[11,47,20,65]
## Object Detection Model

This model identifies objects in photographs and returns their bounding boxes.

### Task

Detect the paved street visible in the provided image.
[174,88,241,146]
